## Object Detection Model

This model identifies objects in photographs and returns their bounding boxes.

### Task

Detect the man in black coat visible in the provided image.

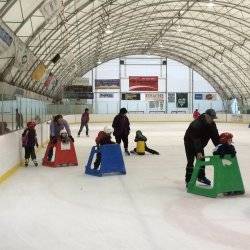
[112,108,130,155]
[184,109,220,186]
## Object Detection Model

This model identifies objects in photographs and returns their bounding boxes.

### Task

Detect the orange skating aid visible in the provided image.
[42,139,78,167]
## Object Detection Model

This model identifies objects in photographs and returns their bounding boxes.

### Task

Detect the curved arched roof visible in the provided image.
[0,0,249,103]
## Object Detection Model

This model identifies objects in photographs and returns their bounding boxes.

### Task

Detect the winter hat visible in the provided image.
[104,125,113,134]
[27,121,36,128]
[205,109,217,119]
[120,108,128,114]
[219,132,233,144]
[136,130,143,137]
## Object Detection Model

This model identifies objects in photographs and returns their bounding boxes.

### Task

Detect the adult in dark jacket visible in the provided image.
[184,109,220,186]
[112,108,130,155]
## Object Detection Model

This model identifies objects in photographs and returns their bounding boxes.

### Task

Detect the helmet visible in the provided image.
[219,132,233,144]
[60,129,69,143]
[27,121,36,128]
[104,126,113,134]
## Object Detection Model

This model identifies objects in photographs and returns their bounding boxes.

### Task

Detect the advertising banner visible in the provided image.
[205,93,217,100]
[129,76,158,91]
[44,73,56,88]
[99,93,114,98]
[40,0,61,22]
[176,93,188,108]
[194,93,203,100]
[14,38,36,70]
[95,79,120,89]
[168,93,175,103]
[64,85,93,99]
[0,24,13,55]
[122,93,140,100]
[145,93,164,101]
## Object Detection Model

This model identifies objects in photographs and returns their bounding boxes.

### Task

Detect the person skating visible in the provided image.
[48,114,74,161]
[184,109,220,187]
[22,121,38,167]
[130,130,159,155]
[193,109,200,120]
[78,108,90,137]
[93,126,116,170]
[112,108,130,155]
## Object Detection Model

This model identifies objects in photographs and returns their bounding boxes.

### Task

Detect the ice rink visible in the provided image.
[0,122,249,250]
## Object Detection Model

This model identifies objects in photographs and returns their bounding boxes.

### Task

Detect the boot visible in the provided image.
[198,176,211,186]
[125,149,130,155]
[24,159,29,167]
[185,167,193,187]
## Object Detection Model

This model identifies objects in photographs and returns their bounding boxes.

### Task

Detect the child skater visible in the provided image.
[130,130,159,155]
[22,121,39,167]
[213,132,236,157]
[93,126,116,170]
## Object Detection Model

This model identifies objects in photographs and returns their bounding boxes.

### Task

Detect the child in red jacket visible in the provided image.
[78,108,90,137]
[93,126,115,170]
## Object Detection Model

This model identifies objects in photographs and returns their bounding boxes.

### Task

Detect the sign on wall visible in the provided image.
[194,93,203,100]
[99,93,114,98]
[129,76,158,91]
[122,93,140,100]
[205,93,217,100]
[145,93,164,101]
[95,79,120,89]
[168,93,175,103]
[176,93,188,108]
[64,85,93,99]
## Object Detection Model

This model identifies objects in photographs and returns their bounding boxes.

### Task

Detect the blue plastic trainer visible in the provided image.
[85,144,126,177]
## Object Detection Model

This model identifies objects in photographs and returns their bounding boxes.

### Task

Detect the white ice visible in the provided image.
[0,122,249,250]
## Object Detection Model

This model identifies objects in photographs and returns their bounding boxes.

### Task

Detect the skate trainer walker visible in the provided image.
[187,155,245,198]
[42,139,78,167]
[85,144,126,177]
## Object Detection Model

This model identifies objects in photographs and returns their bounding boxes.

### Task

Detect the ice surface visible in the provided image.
[0,122,249,250]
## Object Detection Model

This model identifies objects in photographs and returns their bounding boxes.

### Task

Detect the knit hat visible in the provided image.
[219,132,233,144]
[120,108,128,114]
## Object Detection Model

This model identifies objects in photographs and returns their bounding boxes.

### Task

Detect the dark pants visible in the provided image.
[48,137,56,161]
[94,152,101,170]
[184,142,205,184]
[115,134,128,150]
[78,123,89,135]
[25,146,36,160]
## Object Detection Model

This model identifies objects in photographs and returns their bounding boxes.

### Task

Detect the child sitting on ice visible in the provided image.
[22,121,39,167]
[93,126,116,170]
[130,130,159,155]
[213,132,236,158]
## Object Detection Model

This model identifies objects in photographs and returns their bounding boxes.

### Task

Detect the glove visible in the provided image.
[69,135,74,142]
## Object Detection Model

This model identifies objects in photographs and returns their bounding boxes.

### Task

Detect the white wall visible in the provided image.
[0,122,50,176]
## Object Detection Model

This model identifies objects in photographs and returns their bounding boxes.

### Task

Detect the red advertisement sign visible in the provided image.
[129,76,158,91]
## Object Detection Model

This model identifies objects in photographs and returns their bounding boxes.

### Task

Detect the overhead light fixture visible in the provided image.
[159,41,164,48]
[176,25,183,33]
[105,24,113,34]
